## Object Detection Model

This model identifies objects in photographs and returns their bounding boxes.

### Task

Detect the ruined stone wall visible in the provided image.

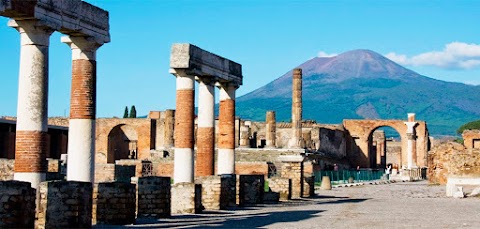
[137,176,171,218]
[428,142,480,184]
[96,118,153,164]
[238,175,264,206]
[386,141,402,167]
[0,159,14,180]
[318,127,346,158]
[0,181,36,228]
[268,177,291,201]
[36,181,93,229]
[93,182,136,225]
[47,117,69,127]
[462,130,480,149]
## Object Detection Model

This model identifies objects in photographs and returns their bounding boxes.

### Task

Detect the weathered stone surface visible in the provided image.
[36,181,92,229]
[238,175,264,206]
[268,177,291,201]
[0,181,35,228]
[0,159,14,181]
[428,142,480,184]
[0,0,109,44]
[462,130,480,149]
[197,175,236,210]
[303,175,315,197]
[170,43,243,85]
[93,182,136,225]
[171,183,202,214]
[137,176,171,218]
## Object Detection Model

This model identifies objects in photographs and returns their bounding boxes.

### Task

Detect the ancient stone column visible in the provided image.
[195,78,215,177]
[10,20,53,188]
[164,109,175,148]
[265,111,276,148]
[172,70,195,183]
[62,36,102,183]
[404,113,417,169]
[217,83,236,175]
[290,68,303,148]
[239,122,250,148]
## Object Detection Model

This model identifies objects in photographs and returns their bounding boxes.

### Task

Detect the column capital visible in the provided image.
[404,121,418,134]
[8,19,54,46]
[215,81,239,90]
[61,36,102,61]
[195,76,215,86]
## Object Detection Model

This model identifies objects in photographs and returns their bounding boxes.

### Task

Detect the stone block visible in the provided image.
[137,176,171,218]
[238,175,264,206]
[171,183,202,214]
[303,175,315,197]
[35,181,92,229]
[0,181,35,228]
[268,177,291,201]
[93,182,136,225]
[198,175,236,210]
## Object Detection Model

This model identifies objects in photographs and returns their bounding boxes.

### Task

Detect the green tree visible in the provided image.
[457,120,480,134]
[123,106,129,118]
[129,105,137,118]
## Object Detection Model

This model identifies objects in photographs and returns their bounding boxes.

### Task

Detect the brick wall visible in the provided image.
[0,181,35,228]
[93,182,136,225]
[35,181,93,229]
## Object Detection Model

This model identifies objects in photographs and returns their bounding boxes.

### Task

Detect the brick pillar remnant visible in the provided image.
[290,68,303,148]
[172,70,195,183]
[164,109,175,148]
[404,113,418,169]
[196,78,215,177]
[62,36,102,183]
[10,20,53,188]
[265,111,276,148]
[217,83,236,175]
[239,122,250,148]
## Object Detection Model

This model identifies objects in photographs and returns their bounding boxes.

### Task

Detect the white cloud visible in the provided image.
[317,51,337,58]
[385,42,480,70]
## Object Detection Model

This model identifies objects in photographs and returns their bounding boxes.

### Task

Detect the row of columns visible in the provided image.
[172,70,237,183]
[10,19,102,188]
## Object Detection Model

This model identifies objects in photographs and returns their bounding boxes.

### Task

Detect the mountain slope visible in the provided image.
[236,50,480,136]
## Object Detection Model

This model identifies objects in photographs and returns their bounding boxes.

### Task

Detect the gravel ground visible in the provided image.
[96,181,480,229]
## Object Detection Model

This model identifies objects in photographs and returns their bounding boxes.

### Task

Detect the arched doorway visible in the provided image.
[107,124,138,163]
[368,126,401,169]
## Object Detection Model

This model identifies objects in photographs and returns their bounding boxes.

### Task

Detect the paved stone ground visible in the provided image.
[95,181,480,228]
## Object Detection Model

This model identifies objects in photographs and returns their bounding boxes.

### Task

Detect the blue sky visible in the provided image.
[1,0,479,117]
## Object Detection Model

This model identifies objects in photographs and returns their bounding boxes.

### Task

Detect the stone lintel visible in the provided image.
[170,43,243,86]
[1,0,110,44]
[279,155,304,163]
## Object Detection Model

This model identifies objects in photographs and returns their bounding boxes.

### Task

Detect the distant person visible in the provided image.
[334,164,338,171]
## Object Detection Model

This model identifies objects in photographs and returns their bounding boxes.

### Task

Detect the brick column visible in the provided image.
[265,111,276,148]
[172,71,195,183]
[62,36,102,183]
[217,83,236,175]
[290,68,303,148]
[404,113,418,169]
[9,20,53,188]
[196,79,215,177]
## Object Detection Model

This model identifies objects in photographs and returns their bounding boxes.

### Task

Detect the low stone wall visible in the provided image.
[116,159,143,177]
[238,175,264,206]
[428,142,480,184]
[303,175,315,197]
[0,159,14,181]
[197,175,236,210]
[95,164,115,182]
[0,181,36,228]
[137,176,171,218]
[36,181,93,229]
[93,182,136,225]
[268,177,291,201]
[171,183,202,214]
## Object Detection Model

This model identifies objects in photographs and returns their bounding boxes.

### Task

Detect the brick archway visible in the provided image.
[344,119,429,168]
[107,124,138,163]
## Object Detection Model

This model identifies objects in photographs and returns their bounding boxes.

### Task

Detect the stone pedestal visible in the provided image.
[268,177,291,201]
[93,182,136,225]
[137,176,171,218]
[0,181,35,228]
[36,181,93,229]
[198,175,236,210]
[279,155,304,198]
[238,175,265,206]
[171,183,202,214]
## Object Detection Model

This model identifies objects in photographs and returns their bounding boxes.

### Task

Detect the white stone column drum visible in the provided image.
[404,121,418,169]
[196,79,215,176]
[10,20,53,188]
